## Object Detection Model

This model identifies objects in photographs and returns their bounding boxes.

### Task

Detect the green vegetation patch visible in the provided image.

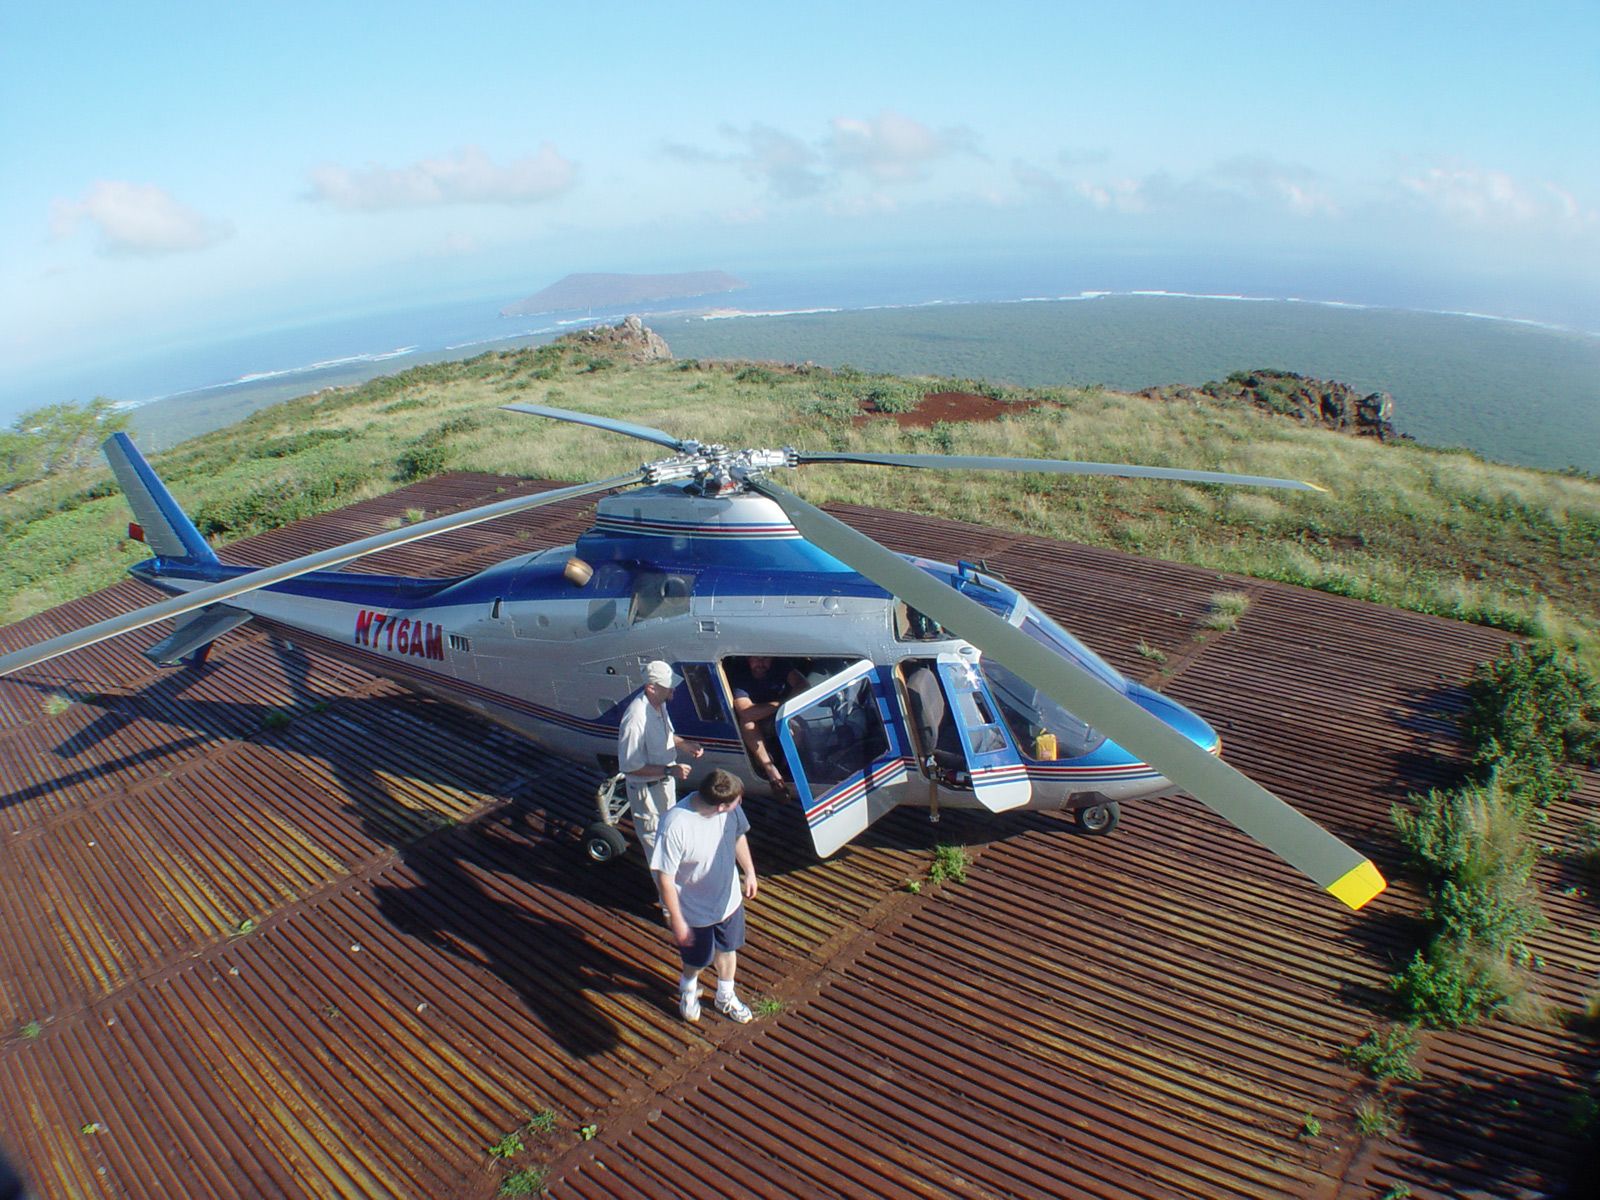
[1342,1024,1423,1082]
[1388,642,1598,1027]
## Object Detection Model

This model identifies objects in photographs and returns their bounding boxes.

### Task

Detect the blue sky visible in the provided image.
[5,0,1597,386]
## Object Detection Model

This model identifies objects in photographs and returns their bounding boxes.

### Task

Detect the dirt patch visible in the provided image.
[857,391,1044,429]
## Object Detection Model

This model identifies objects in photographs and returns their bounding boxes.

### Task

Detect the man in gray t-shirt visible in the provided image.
[649,768,759,1024]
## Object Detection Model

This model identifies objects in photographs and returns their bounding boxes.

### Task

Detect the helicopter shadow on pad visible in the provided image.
[11,642,672,1061]
[291,677,676,1061]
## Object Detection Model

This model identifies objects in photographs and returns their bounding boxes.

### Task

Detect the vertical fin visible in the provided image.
[102,433,217,563]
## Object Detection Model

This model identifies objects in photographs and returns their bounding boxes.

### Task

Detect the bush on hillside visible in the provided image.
[1466,643,1600,806]
[0,399,129,491]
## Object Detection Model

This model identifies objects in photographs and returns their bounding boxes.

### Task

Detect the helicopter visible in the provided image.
[0,402,1385,911]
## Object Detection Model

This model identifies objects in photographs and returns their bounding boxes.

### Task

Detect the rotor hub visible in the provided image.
[641,446,798,492]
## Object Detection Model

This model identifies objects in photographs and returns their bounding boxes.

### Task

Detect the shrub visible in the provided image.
[863,381,922,414]
[397,443,448,482]
[1342,1025,1423,1082]
[1466,642,1600,806]
[1428,876,1544,959]
[194,465,370,538]
[1392,778,1530,884]
[252,430,348,459]
[1392,941,1518,1028]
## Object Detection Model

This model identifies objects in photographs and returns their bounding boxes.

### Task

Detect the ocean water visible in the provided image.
[8,251,1597,469]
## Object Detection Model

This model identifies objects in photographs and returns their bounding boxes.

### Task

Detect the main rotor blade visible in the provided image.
[502,403,693,452]
[750,477,1383,910]
[0,472,642,680]
[797,450,1323,491]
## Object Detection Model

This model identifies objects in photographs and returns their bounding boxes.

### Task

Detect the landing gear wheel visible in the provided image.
[583,821,629,864]
[1072,801,1120,836]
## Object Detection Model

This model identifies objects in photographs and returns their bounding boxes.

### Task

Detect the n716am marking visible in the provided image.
[353,610,445,661]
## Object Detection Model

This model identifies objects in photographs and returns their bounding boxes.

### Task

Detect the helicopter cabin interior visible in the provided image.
[706,648,986,795]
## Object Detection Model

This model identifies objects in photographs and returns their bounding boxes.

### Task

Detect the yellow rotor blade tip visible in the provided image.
[1326,860,1386,911]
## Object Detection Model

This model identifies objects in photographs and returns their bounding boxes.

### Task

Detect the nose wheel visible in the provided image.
[1072,801,1120,836]
[584,821,630,863]
[583,772,632,864]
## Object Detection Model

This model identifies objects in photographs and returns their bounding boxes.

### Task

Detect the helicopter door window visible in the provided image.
[679,663,726,723]
[953,687,1008,755]
[784,676,889,795]
[630,570,694,624]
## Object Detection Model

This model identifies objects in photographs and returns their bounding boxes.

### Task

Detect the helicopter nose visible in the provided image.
[1124,681,1222,754]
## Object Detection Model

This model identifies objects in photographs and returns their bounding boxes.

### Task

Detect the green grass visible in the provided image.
[497,1167,548,1196]
[1135,639,1167,664]
[1342,1025,1424,1082]
[487,1130,524,1159]
[524,1109,557,1136]
[1201,590,1251,632]
[2,338,1597,682]
[1354,1096,1401,1138]
[928,843,969,886]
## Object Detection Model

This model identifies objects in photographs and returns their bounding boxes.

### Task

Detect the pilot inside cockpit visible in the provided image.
[898,605,947,642]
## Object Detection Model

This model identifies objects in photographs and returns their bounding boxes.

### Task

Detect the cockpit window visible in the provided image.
[977,606,1120,761]
[979,657,1105,760]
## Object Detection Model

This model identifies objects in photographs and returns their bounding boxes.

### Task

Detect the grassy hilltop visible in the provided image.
[2,334,1598,673]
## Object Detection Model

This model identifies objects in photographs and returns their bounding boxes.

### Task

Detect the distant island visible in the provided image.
[501,270,746,317]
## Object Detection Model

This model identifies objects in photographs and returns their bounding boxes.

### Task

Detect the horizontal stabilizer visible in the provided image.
[103,432,216,563]
[144,605,253,666]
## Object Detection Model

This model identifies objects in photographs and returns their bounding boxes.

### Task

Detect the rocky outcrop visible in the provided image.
[1140,370,1404,441]
[556,315,673,362]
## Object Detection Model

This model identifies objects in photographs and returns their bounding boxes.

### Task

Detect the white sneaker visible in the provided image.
[715,993,752,1024]
[680,988,701,1023]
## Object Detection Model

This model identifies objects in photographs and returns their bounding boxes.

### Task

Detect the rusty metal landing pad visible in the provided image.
[1,475,1595,1199]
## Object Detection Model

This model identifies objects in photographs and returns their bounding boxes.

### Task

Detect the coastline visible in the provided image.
[37,283,1596,473]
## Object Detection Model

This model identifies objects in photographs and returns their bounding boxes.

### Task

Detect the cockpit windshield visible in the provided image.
[976,603,1123,761]
[1019,604,1125,690]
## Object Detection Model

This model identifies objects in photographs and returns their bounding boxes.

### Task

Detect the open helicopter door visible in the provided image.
[935,652,1032,813]
[774,659,913,857]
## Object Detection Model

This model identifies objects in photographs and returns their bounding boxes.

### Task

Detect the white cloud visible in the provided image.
[824,110,979,183]
[670,110,980,203]
[1202,157,1340,217]
[1073,177,1149,213]
[49,181,231,256]
[308,144,576,211]
[1014,156,1338,220]
[1011,159,1065,199]
[437,233,481,256]
[669,123,828,199]
[1400,163,1595,230]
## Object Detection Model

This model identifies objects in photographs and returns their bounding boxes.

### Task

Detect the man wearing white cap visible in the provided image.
[617,660,703,854]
